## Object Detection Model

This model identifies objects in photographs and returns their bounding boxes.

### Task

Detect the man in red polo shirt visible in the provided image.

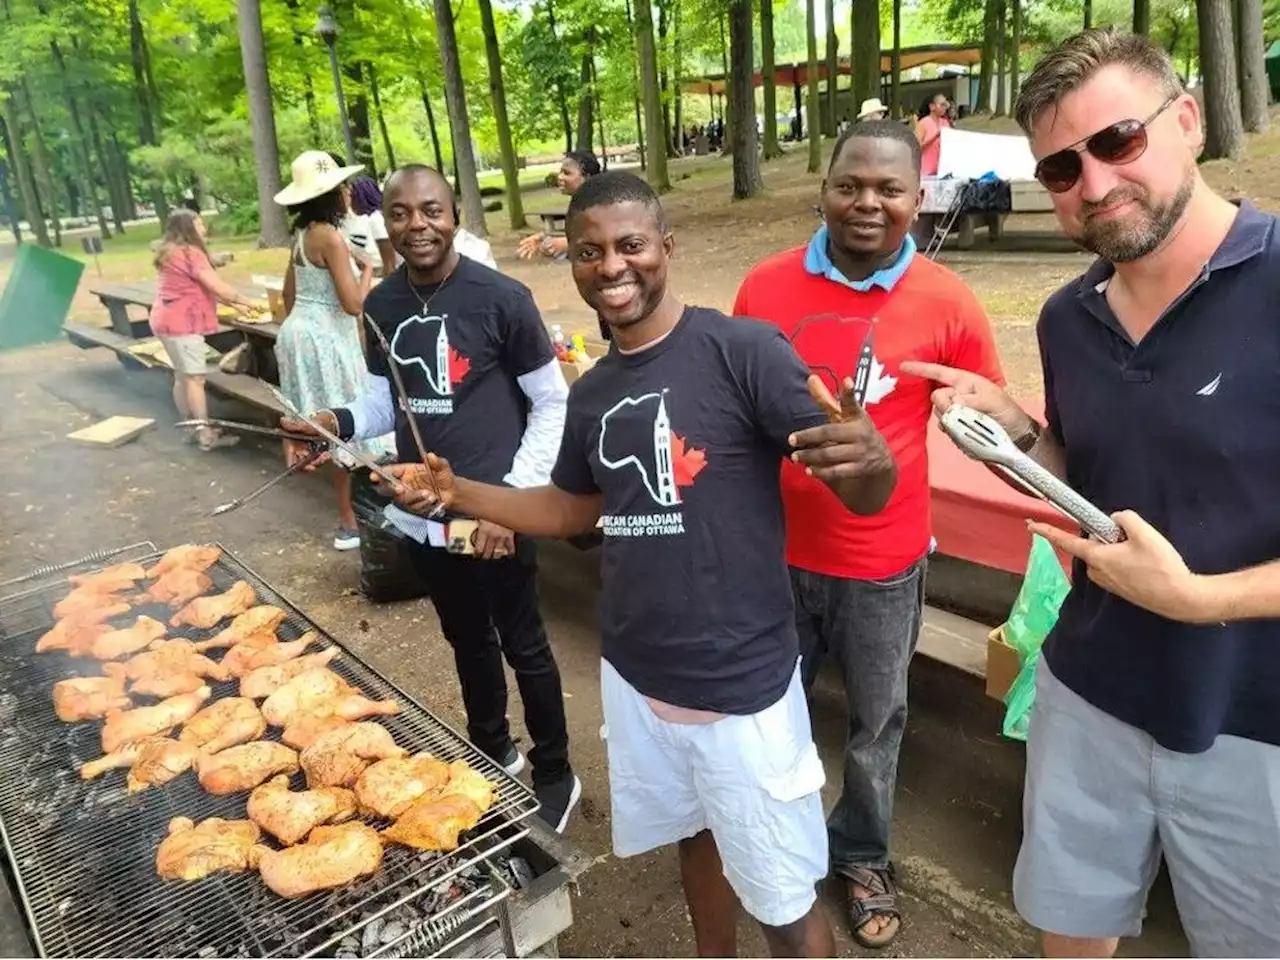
[733,119,1004,948]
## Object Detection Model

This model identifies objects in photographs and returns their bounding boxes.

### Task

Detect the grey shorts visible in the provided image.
[158,334,208,376]
[1013,659,1280,956]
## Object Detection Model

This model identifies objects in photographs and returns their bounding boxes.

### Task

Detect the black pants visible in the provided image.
[407,537,571,786]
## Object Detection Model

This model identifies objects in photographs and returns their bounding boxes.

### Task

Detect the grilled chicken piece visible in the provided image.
[301,722,407,788]
[101,687,211,754]
[247,774,357,846]
[53,584,134,621]
[38,618,112,657]
[146,544,222,579]
[196,740,299,795]
[170,580,256,629]
[155,816,263,881]
[145,568,213,608]
[89,615,167,660]
[440,761,497,814]
[281,714,352,751]
[53,665,131,721]
[193,606,287,652]
[179,698,267,755]
[124,639,231,685]
[262,668,399,727]
[68,562,147,592]
[80,737,199,792]
[381,794,484,852]
[221,632,319,678]
[254,822,383,898]
[355,752,451,819]
[239,649,342,701]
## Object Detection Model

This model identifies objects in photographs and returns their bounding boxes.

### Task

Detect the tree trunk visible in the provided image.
[283,0,322,143]
[478,0,525,227]
[18,81,59,244]
[45,34,110,240]
[625,0,649,169]
[761,0,781,158]
[805,0,821,172]
[1083,0,1092,28]
[890,0,901,114]
[995,0,1007,116]
[977,0,997,112]
[673,0,684,153]
[140,15,162,135]
[852,0,880,109]
[368,64,397,170]
[420,83,445,171]
[825,0,838,134]
[658,0,673,154]
[1132,0,1149,34]
[729,0,763,198]
[432,0,487,236]
[719,15,733,154]
[1237,0,1269,132]
[129,0,167,222]
[544,0,574,154]
[0,106,45,245]
[575,51,594,152]
[235,0,290,246]
[635,0,672,190]
[0,115,25,244]
[86,107,126,234]
[344,62,376,176]
[591,53,608,168]
[110,134,139,220]
[1011,0,1022,100]
[1199,0,1245,158]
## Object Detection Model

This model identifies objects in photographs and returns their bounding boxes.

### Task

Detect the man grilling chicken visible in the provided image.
[281,165,579,834]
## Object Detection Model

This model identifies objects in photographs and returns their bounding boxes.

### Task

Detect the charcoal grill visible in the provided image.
[0,542,541,958]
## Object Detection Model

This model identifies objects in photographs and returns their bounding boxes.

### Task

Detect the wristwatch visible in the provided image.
[1012,417,1042,453]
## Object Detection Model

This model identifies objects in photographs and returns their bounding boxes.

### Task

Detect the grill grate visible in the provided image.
[0,545,537,958]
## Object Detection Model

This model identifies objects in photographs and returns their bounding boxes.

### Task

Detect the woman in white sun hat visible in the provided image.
[857,97,889,122]
[274,149,392,552]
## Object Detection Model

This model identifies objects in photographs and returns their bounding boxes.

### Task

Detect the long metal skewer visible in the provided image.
[211,446,326,516]
[265,385,407,489]
[362,313,447,513]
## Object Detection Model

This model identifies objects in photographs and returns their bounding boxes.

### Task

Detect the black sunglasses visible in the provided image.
[1033,95,1179,194]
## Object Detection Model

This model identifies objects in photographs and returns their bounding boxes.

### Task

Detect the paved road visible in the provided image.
[0,342,1188,957]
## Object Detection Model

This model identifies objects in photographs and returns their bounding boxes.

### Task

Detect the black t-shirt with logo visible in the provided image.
[551,307,829,714]
[363,258,555,484]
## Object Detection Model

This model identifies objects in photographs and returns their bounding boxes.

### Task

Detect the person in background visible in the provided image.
[516,150,602,260]
[857,98,889,122]
[735,119,1004,948]
[149,208,257,451]
[348,175,397,275]
[916,94,952,177]
[274,150,390,552]
[904,28,1280,958]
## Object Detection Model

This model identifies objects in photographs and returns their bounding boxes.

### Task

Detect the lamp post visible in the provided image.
[314,5,356,165]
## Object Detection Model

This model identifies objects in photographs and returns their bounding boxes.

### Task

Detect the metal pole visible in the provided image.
[326,38,356,164]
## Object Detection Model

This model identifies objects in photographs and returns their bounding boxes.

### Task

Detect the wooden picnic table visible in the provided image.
[537,211,568,235]
[88,279,268,340]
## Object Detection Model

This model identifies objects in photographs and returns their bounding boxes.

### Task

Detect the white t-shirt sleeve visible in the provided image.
[368,210,389,242]
[454,228,499,271]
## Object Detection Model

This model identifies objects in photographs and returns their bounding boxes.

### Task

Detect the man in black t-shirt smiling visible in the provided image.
[380,172,899,958]
[282,165,579,832]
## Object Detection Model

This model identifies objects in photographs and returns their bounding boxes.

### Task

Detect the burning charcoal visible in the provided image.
[338,936,359,953]
[336,950,358,960]
[57,897,72,916]
[197,946,217,958]
[380,921,407,945]
[507,856,534,889]
[360,918,385,955]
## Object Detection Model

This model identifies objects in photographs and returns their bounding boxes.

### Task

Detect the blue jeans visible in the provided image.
[791,558,927,874]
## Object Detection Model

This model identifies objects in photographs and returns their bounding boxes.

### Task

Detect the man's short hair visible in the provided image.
[566,170,667,232]
[1014,28,1183,135]
[828,119,922,177]
[384,163,459,224]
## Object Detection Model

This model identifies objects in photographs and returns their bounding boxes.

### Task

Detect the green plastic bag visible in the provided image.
[1000,535,1070,741]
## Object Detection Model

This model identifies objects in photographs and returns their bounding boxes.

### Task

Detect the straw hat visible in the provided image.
[857,98,889,121]
[273,150,364,206]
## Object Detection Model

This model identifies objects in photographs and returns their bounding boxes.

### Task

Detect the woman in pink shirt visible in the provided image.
[916,94,953,177]
[150,210,256,450]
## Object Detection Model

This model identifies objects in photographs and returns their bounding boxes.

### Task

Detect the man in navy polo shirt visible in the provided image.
[903,29,1280,958]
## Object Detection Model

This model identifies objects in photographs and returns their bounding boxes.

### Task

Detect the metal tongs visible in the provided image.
[938,405,1125,544]
[176,419,327,516]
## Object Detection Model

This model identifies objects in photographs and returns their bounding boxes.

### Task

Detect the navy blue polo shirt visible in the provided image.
[1040,200,1280,754]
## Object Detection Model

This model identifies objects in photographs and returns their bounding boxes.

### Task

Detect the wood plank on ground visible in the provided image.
[66,415,155,448]
[916,605,990,679]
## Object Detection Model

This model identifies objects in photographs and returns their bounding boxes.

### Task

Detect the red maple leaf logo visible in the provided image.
[447,347,471,386]
[670,432,706,489]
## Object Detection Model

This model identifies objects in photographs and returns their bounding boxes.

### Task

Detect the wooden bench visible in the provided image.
[219,316,281,385]
[88,282,160,339]
[537,211,568,235]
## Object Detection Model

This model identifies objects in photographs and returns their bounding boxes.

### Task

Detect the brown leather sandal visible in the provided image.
[843,864,902,949]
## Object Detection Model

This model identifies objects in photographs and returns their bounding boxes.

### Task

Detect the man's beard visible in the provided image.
[1074,175,1194,263]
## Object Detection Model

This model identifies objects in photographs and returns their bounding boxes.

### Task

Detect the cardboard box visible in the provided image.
[986,626,1022,702]
[559,340,609,385]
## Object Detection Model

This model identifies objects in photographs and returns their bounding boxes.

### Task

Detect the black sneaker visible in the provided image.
[534,773,582,834]
[496,744,527,777]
